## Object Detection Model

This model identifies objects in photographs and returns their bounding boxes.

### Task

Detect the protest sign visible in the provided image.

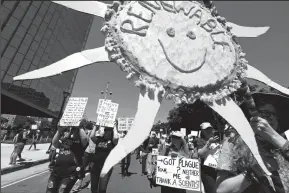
[203,143,221,169]
[127,118,134,129]
[31,125,37,130]
[156,156,201,191]
[118,118,127,131]
[117,118,134,131]
[59,97,88,126]
[96,99,111,114]
[180,128,186,136]
[152,148,159,155]
[96,102,119,127]
[190,131,198,137]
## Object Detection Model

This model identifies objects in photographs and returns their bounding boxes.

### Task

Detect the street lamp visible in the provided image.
[101,82,112,100]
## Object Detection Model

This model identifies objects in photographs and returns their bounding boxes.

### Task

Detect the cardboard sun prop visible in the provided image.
[14,1,289,178]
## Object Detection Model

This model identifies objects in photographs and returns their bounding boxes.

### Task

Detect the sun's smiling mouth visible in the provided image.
[158,39,207,73]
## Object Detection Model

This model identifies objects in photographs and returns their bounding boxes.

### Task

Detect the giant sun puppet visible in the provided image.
[13,1,289,178]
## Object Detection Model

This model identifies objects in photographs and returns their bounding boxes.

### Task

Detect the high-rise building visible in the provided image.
[1,1,93,119]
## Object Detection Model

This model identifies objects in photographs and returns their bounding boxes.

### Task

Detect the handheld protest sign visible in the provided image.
[13,1,289,179]
[156,155,202,192]
[180,128,186,137]
[59,97,88,127]
[152,148,159,156]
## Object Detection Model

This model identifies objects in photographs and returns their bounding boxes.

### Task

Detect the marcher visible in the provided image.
[121,131,131,177]
[46,126,88,193]
[194,122,220,193]
[73,126,96,191]
[149,131,200,193]
[216,91,289,193]
[89,123,119,193]
[9,127,28,165]
[29,130,41,150]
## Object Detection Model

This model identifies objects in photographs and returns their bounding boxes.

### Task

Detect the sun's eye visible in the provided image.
[166,27,175,37]
[187,31,196,40]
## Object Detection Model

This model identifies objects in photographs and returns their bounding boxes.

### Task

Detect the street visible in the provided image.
[1,154,161,193]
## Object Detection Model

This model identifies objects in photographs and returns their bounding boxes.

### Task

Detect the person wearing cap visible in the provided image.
[148,130,198,192]
[193,122,220,193]
[216,90,289,193]
[46,126,88,193]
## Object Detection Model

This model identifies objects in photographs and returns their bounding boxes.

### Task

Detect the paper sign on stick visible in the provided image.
[156,156,201,191]
[96,102,119,127]
[96,99,111,113]
[117,118,134,131]
[190,131,198,137]
[59,97,88,126]
[118,118,127,131]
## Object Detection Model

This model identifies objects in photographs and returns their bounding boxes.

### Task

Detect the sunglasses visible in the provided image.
[259,110,277,119]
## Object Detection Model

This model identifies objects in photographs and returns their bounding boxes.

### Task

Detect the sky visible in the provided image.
[70,1,289,123]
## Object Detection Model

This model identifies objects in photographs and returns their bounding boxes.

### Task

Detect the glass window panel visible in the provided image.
[30,80,38,90]
[1,56,11,72]
[2,74,13,87]
[21,59,32,71]
[17,68,26,76]
[7,63,20,76]
[36,82,43,93]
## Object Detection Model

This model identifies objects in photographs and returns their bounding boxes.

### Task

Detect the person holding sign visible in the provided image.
[46,126,88,193]
[89,123,119,193]
[149,131,199,193]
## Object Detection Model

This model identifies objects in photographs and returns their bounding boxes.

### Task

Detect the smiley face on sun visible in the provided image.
[104,1,239,102]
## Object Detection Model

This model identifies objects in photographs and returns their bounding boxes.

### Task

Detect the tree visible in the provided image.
[167,100,217,132]
[152,121,170,134]
[39,119,51,130]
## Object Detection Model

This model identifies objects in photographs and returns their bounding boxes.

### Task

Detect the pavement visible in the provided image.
[1,154,161,193]
[1,143,50,175]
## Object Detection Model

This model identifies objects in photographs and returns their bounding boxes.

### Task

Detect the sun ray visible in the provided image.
[100,87,163,176]
[205,97,271,176]
[52,1,108,18]
[227,22,269,38]
[246,64,289,95]
[13,46,109,81]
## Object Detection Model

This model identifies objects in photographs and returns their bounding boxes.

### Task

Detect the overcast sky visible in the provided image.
[70,1,289,123]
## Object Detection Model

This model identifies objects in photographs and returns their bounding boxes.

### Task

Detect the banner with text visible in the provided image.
[59,97,88,126]
[117,118,134,131]
[96,100,119,127]
[156,156,201,192]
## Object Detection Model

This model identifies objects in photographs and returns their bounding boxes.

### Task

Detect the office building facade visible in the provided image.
[1,1,93,118]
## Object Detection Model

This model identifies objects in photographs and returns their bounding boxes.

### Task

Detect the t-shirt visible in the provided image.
[54,138,84,176]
